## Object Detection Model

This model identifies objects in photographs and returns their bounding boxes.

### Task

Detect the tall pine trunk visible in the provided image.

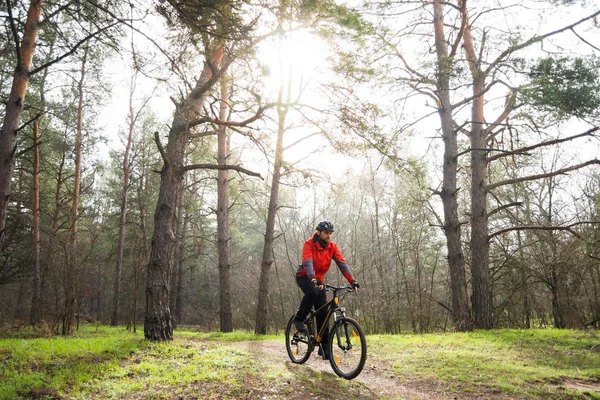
[171,186,187,326]
[30,117,41,325]
[0,0,43,240]
[145,48,224,340]
[43,130,67,330]
[111,73,136,327]
[433,0,472,331]
[63,44,88,335]
[175,207,188,325]
[255,53,288,334]
[30,61,49,326]
[217,76,232,332]
[461,6,492,329]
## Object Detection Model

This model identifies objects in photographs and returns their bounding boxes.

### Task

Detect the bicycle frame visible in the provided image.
[301,285,349,345]
[286,283,366,379]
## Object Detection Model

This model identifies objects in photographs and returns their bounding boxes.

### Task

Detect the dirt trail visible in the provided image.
[234,340,470,400]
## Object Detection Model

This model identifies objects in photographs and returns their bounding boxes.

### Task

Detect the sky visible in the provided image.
[97,1,600,197]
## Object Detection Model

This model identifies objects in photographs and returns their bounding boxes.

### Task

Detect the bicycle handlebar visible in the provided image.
[324,284,355,293]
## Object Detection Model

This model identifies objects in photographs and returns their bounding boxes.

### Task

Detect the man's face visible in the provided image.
[318,230,333,243]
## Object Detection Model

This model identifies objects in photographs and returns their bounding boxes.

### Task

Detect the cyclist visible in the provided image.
[293,220,359,360]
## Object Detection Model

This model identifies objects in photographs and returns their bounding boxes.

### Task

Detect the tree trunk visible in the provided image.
[30,117,41,325]
[144,47,224,341]
[175,212,187,324]
[42,129,67,329]
[170,187,184,323]
[111,72,136,327]
[516,229,531,329]
[255,74,288,334]
[461,5,493,329]
[433,0,472,332]
[30,59,49,326]
[0,0,43,240]
[63,44,88,335]
[217,76,233,332]
[550,270,565,328]
[273,250,286,333]
[171,188,188,325]
[131,185,149,333]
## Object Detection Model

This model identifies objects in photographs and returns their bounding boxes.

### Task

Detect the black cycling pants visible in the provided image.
[295,275,329,351]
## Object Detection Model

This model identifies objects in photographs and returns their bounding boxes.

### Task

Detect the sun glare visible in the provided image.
[259,30,328,102]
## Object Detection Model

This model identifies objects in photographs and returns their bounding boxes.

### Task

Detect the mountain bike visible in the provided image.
[285,284,367,380]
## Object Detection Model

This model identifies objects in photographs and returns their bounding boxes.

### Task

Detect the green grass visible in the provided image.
[368,329,600,398]
[196,330,280,342]
[1,325,600,399]
[0,325,148,399]
[0,325,285,400]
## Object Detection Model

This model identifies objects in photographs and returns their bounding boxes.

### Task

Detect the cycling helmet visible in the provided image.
[315,220,334,232]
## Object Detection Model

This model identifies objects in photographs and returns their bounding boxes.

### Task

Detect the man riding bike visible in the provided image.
[293,220,359,360]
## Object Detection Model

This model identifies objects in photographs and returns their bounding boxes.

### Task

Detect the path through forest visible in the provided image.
[232,340,520,400]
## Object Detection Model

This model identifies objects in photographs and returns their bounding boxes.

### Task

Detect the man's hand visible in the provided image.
[311,278,324,290]
[351,280,360,293]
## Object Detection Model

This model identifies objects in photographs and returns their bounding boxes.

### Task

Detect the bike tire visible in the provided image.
[285,314,312,364]
[328,317,367,379]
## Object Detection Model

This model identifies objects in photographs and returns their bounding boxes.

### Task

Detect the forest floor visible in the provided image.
[229,338,512,400]
[2,327,600,399]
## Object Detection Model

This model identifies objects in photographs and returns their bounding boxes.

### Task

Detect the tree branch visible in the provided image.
[15,111,43,133]
[380,33,435,85]
[422,290,453,313]
[424,1,461,11]
[6,0,21,65]
[228,125,269,157]
[42,1,78,23]
[450,79,497,111]
[489,225,581,240]
[154,131,168,166]
[30,22,119,75]
[187,103,274,130]
[484,91,517,135]
[487,127,599,162]
[449,0,468,58]
[485,10,600,76]
[487,159,600,191]
[571,27,600,52]
[181,163,263,179]
[15,140,43,159]
[283,132,321,151]
[487,201,522,219]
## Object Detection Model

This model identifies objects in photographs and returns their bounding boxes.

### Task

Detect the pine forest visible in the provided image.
[1,0,600,340]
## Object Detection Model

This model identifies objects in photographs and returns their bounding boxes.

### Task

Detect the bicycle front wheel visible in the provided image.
[328,317,367,379]
[285,315,312,364]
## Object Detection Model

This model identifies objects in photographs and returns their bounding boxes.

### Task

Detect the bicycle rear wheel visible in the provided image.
[285,315,312,364]
[328,317,366,379]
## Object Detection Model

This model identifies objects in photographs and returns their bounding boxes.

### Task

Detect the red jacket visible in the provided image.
[296,233,354,283]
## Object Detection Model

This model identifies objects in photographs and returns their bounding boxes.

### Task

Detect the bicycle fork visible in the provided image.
[333,307,353,351]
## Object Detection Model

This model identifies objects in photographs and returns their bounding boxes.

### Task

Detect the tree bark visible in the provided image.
[131,160,150,333]
[170,186,183,323]
[144,47,225,341]
[0,0,43,241]
[171,187,188,325]
[255,59,288,334]
[30,55,49,326]
[42,129,67,330]
[433,0,472,332]
[217,75,233,332]
[63,44,88,335]
[550,271,565,328]
[111,72,136,327]
[30,116,41,326]
[174,210,188,325]
[461,5,493,329]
